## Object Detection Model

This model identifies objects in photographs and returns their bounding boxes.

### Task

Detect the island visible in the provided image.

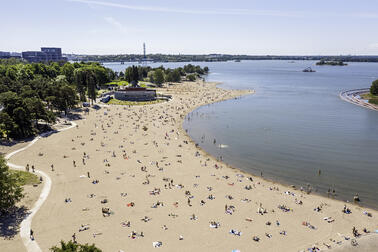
[316,60,348,66]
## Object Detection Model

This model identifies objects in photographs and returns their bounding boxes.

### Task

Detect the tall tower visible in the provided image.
[143,43,146,60]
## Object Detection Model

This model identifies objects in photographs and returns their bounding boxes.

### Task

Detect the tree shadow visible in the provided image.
[0,136,34,148]
[66,111,84,121]
[0,206,30,239]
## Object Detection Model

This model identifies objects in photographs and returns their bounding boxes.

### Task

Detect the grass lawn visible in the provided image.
[360,93,378,105]
[97,89,108,96]
[139,81,154,88]
[10,170,40,186]
[360,93,374,99]
[107,99,165,106]
[105,80,129,86]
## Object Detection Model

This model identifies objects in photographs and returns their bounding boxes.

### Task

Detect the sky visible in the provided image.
[1,0,378,55]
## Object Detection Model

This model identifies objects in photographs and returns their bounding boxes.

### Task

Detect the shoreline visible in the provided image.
[339,88,378,111]
[3,80,378,252]
[182,85,378,212]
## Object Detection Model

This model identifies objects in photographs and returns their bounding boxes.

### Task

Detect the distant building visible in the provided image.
[0,51,21,59]
[22,51,47,62]
[41,47,63,61]
[22,47,67,62]
[10,52,22,57]
[0,51,11,59]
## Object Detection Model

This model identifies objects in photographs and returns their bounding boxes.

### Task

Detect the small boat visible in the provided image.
[234,59,241,62]
[303,67,316,72]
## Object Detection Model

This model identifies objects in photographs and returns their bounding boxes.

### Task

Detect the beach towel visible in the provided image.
[153,241,162,248]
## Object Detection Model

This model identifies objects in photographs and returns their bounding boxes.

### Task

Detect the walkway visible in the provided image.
[5,121,77,252]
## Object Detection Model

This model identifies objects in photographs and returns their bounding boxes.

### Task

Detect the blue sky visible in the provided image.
[1,0,378,55]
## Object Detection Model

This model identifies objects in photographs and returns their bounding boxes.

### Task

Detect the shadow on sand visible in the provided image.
[0,206,30,239]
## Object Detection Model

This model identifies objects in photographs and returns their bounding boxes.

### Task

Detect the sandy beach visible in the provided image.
[3,80,378,252]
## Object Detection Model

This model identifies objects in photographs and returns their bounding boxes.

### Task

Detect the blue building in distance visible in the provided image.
[22,47,67,62]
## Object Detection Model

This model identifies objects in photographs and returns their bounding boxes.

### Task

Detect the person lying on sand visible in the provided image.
[79,224,90,232]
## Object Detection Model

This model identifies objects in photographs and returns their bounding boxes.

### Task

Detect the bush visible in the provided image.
[187,74,196,82]
[50,240,102,252]
[371,80,378,95]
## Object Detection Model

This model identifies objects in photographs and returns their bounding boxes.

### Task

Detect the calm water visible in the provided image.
[107,61,378,209]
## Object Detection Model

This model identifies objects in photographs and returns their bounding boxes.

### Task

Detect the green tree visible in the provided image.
[74,68,88,102]
[0,112,16,140]
[172,69,181,82]
[153,69,164,87]
[50,240,102,252]
[24,97,55,126]
[0,155,24,214]
[61,63,75,84]
[86,70,97,104]
[47,79,78,115]
[147,71,154,83]
[186,74,196,81]
[371,80,378,95]
[165,70,174,83]
[124,66,140,86]
[0,91,34,138]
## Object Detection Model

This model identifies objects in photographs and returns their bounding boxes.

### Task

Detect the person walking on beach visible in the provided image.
[72,233,77,243]
[30,229,34,240]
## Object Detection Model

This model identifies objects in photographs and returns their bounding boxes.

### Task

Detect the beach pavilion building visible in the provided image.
[114,85,156,101]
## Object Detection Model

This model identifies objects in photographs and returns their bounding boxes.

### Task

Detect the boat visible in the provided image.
[303,67,316,72]
[234,59,241,62]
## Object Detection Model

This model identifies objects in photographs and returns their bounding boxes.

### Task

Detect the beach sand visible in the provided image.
[3,81,378,252]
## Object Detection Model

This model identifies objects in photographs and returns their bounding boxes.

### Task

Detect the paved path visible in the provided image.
[5,121,77,252]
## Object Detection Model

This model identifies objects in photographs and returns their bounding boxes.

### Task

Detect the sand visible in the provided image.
[3,80,378,252]
[329,234,378,252]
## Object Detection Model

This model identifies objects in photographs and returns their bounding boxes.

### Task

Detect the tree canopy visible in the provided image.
[0,155,24,214]
[122,64,208,87]
[0,59,114,139]
[371,79,378,95]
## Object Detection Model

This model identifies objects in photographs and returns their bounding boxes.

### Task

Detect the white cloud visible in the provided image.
[104,17,127,33]
[67,0,304,17]
[67,0,378,19]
